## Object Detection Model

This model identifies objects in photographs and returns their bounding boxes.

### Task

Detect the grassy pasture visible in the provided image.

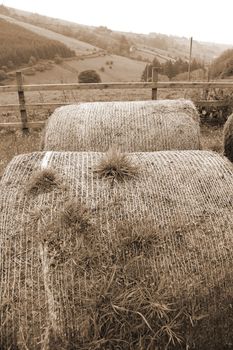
[3,55,146,85]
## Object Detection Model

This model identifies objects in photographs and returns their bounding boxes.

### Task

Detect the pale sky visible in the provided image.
[2,0,233,45]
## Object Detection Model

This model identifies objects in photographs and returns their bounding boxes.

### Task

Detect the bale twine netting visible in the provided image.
[0,150,233,349]
[42,99,200,152]
[224,113,233,162]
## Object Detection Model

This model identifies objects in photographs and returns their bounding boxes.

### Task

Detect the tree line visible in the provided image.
[0,19,75,69]
[141,57,204,81]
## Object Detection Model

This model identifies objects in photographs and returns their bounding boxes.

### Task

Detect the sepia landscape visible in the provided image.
[0,2,233,349]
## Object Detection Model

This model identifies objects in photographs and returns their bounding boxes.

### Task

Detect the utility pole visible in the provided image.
[188,37,193,81]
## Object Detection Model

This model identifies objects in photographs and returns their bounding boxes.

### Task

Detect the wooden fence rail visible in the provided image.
[2,81,233,94]
[1,71,233,131]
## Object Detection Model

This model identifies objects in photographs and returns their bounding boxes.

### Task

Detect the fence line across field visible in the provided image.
[0,70,233,131]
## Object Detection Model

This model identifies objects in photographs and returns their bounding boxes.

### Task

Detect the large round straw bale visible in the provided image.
[0,150,233,349]
[43,99,200,152]
[224,113,233,162]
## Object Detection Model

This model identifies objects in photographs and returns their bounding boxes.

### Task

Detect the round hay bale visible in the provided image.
[43,99,200,152]
[0,150,233,349]
[224,113,233,162]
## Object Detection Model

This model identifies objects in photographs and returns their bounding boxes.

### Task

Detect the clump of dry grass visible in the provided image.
[25,168,62,195]
[58,199,91,232]
[94,148,139,183]
[32,199,93,267]
[116,221,159,260]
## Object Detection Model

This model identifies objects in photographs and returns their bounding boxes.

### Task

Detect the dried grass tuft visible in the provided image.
[94,148,139,182]
[25,168,62,195]
[116,221,159,260]
[58,199,91,232]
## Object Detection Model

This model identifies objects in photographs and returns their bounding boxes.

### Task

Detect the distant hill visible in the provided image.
[0,4,231,64]
[0,18,75,70]
[1,4,233,85]
[0,13,100,56]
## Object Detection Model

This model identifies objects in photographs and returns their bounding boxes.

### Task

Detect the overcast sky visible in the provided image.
[2,0,233,45]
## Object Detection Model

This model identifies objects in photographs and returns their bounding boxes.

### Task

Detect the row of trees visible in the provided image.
[0,19,75,69]
[142,57,204,81]
[42,25,131,56]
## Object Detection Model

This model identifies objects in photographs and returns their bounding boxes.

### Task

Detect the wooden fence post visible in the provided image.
[16,71,29,134]
[152,67,158,100]
[146,64,150,82]
[203,66,210,100]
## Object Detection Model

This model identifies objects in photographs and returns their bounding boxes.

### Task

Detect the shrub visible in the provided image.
[1,65,8,72]
[54,54,62,64]
[100,67,105,72]
[7,60,14,69]
[7,73,14,80]
[78,70,101,83]
[0,69,8,81]
[46,62,53,70]
[28,56,37,66]
[24,68,36,76]
[7,72,15,78]
[35,64,46,72]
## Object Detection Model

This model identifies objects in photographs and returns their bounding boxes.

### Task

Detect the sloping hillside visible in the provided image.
[0,5,231,63]
[0,13,100,56]
[0,18,75,69]
[1,4,232,85]
[210,49,233,78]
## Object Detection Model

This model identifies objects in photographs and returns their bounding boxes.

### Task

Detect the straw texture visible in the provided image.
[43,99,200,152]
[0,150,232,349]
